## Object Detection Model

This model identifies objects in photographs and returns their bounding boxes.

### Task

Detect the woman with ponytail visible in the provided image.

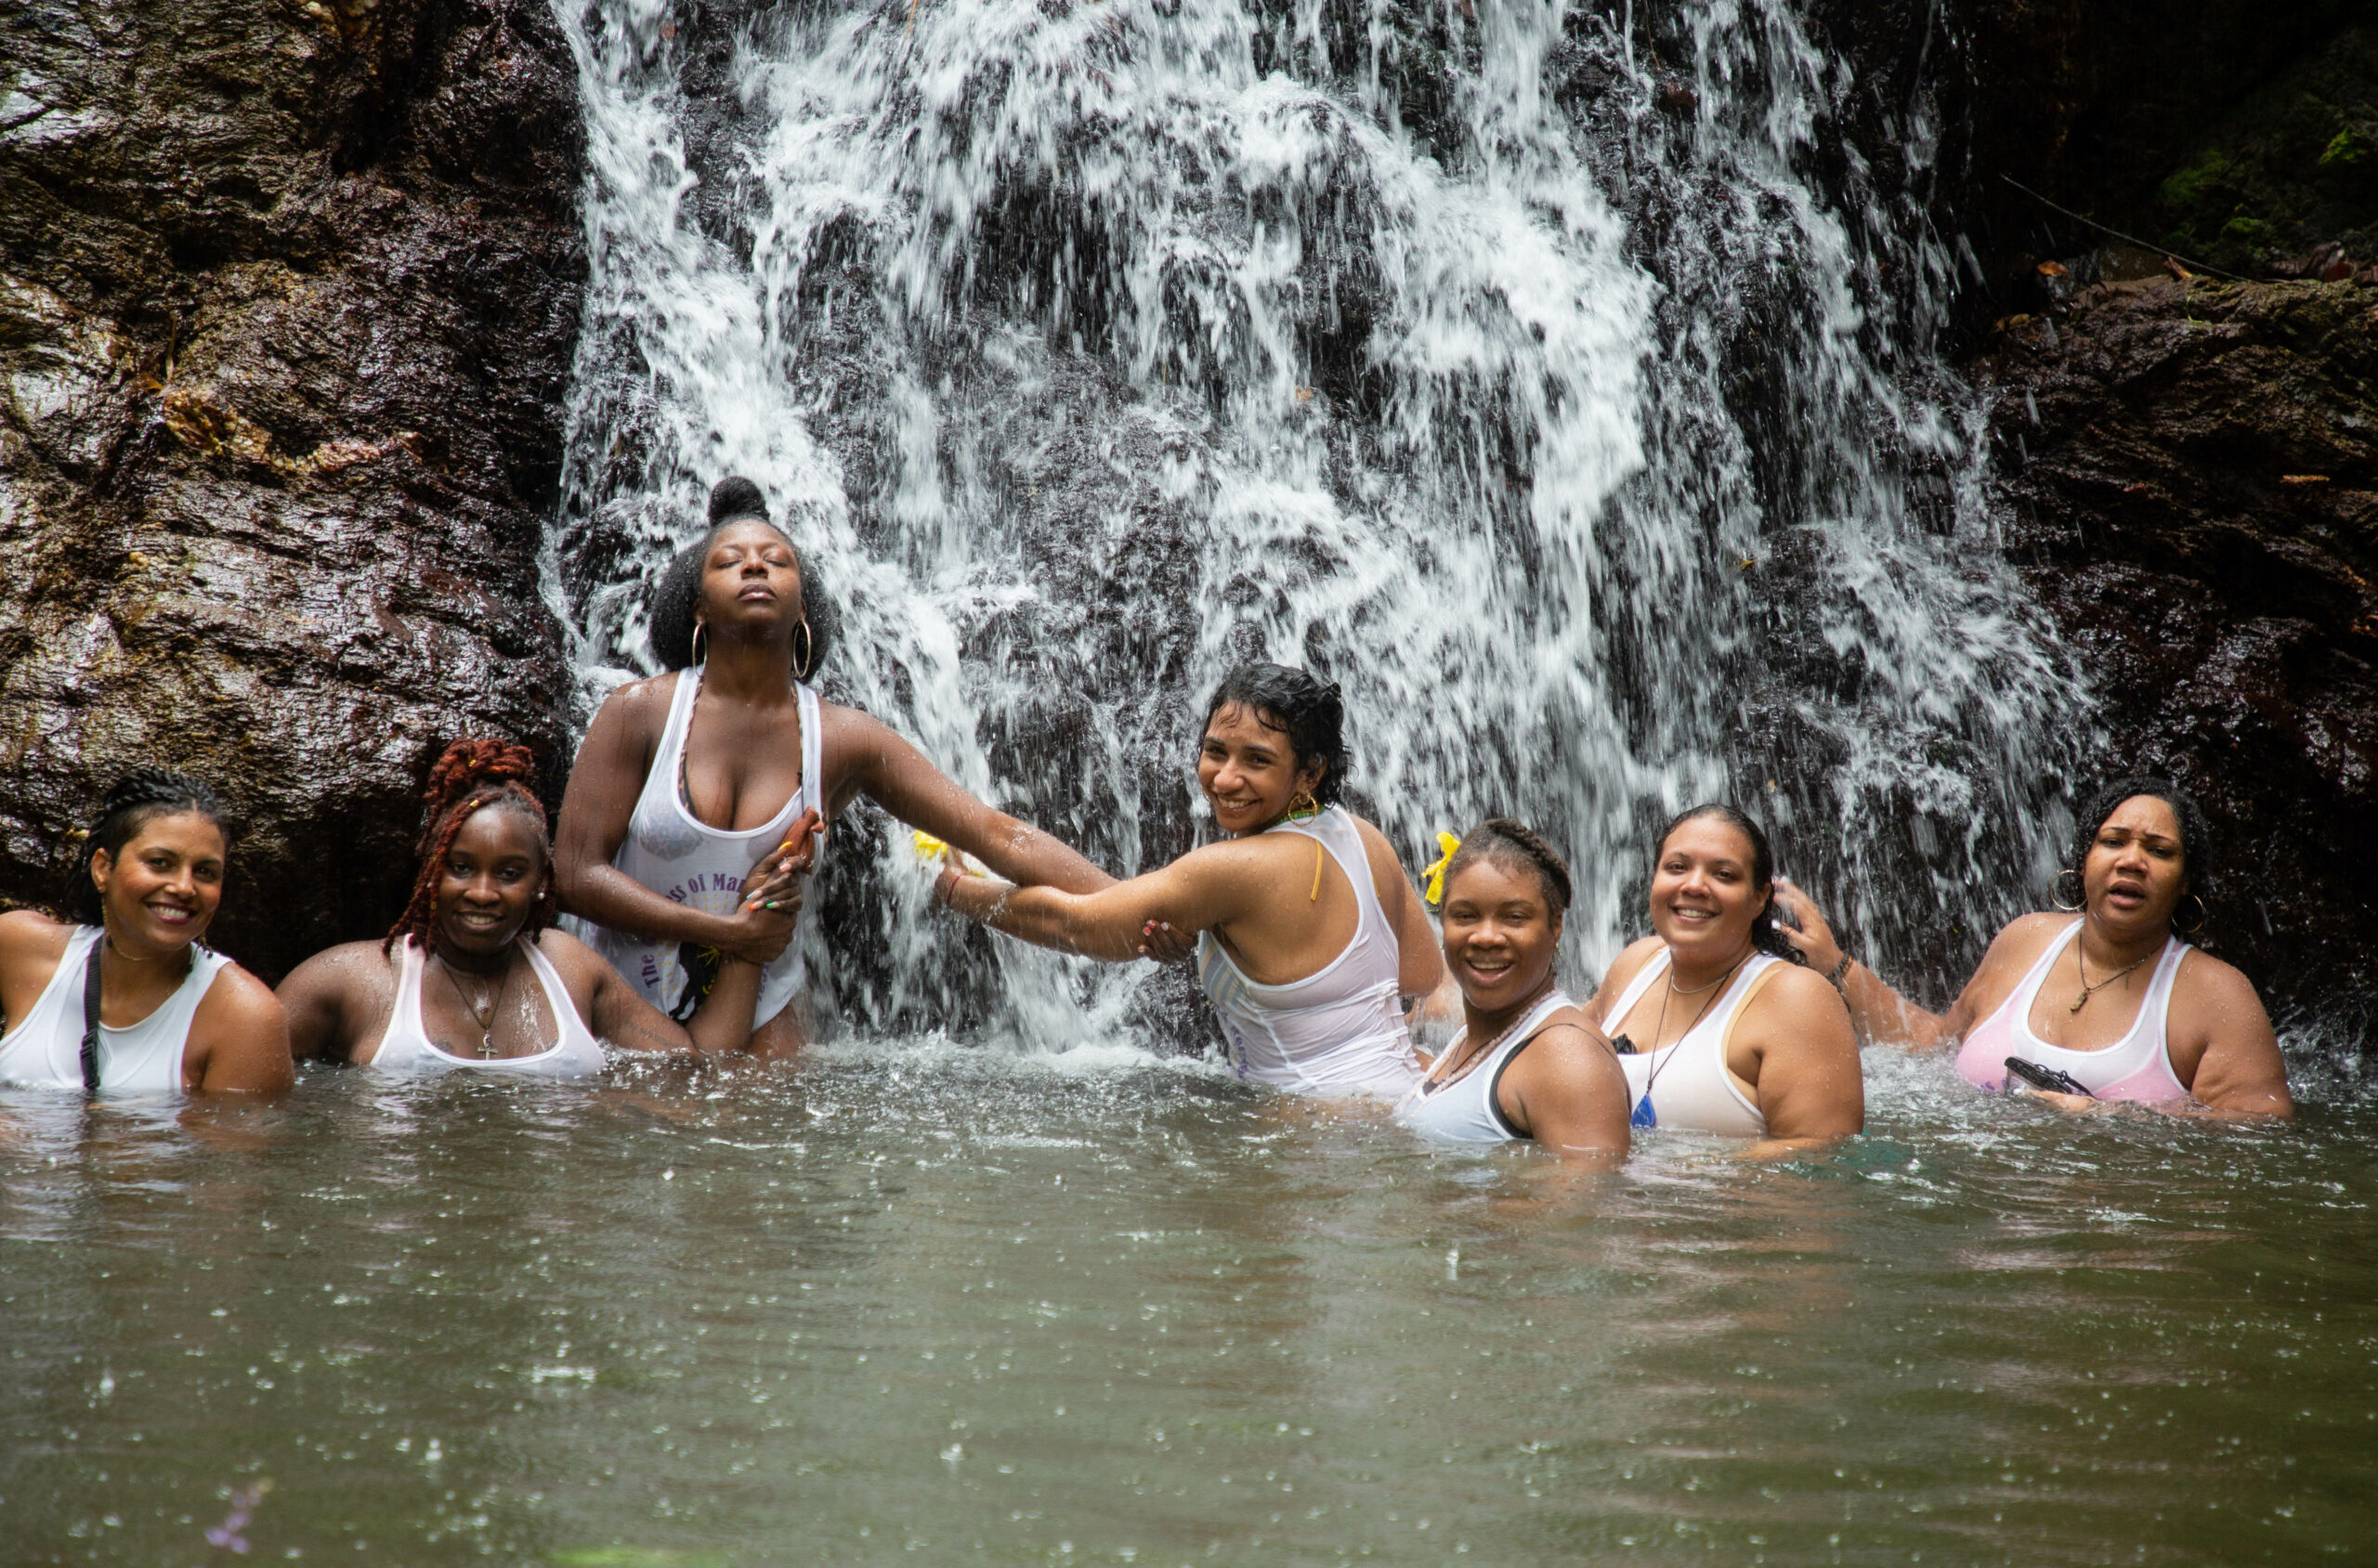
[0,770,292,1095]
[555,476,1116,1058]
[280,738,782,1072]
[934,662,1444,1099]
[1585,804,1862,1149]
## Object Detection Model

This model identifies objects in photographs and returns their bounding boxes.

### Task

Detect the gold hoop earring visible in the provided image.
[2052,869,2084,912]
[2173,890,2208,935]
[690,621,708,667]
[1286,791,1322,823]
[793,618,814,681]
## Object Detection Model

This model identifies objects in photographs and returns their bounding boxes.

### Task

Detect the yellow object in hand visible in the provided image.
[913,830,982,876]
[1421,831,1461,907]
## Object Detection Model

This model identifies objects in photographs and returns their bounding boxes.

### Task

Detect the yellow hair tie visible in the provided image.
[1421,831,1461,907]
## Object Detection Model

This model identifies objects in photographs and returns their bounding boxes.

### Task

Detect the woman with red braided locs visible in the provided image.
[278,738,797,1071]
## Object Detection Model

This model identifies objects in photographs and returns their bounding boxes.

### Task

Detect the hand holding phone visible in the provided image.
[2004,1056,2092,1097]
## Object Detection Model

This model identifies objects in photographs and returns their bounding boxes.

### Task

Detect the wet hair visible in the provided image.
[2067,776,2215,904]
[1443,817,1573,918]
[649,476,836,678]
[1653,803,1804,964]
[71,769,233,923]
[385,738,553,954]
[1201,662,1348,807]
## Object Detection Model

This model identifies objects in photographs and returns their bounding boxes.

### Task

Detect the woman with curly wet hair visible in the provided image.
[0,769,291,1095]
[280,738,779,1072]
[1776,777,2290,1118]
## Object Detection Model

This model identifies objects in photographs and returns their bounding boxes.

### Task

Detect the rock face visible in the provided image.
[1981,277,2378,1027]
[0,0,583,978]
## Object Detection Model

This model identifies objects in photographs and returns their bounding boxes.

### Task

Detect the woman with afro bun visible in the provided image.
[555,476,1116,1058]
[279,738,780,1071]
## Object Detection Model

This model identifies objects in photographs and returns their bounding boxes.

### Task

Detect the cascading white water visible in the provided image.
[546,0,2093,1045]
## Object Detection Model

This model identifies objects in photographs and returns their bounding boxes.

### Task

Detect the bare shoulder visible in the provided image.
[1512,1017,1627,1087]
[533,926,609,986]
[1347,813,1418,885]
[595,671,683,736]
[197,960,289,1031]
[1747,959,1854,1025]
[1983,911,2070,967]
[1595,935,1666,1002]
[2174,947,2270,1019]
[0,908,72,959]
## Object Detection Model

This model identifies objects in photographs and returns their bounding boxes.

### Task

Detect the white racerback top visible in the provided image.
[1394,988,1577,1144]
[0,925,230,1094]
[1953,920,2192,1103]
[1602,947,1786,1136]
[576,667,822,1028]
[369,937,608,1078]
[1194,805,1421,1100]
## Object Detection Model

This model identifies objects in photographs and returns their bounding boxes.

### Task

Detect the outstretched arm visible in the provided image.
[585,948,768,1057]
[937,843,1261,964]
[1772,883,1993,1052]
[830,710,1111,895]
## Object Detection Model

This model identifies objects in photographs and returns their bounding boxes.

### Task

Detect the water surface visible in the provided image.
[6,1043,2372,1565]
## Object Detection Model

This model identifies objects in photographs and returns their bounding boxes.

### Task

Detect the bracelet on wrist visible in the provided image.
[1825,952,1854,987]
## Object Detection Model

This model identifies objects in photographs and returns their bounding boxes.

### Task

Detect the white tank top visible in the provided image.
[1194,805,1421,1099]
[575,668,822,1027]
[0,925,230,1094]
[1393,988,1577,1144]
[370,936,608,1078]
[1953,920,2192,1102]
[1602,947,1785,1135]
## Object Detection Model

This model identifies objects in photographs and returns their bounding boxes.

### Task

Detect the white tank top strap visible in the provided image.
[1614,946,1778,1136]
[0,925,228,1095]
[1193,805,1420,1100]
[574,669,821,1028]
[1394,988,1577,1144]
[1956,919,2193,1101]
[372,937,608,1078]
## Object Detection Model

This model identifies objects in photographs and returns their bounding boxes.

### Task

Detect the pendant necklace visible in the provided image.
[2070,944,2151,1014]
[437,950,514,1058]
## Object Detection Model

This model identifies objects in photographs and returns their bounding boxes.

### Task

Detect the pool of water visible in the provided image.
[5,1040,2373,1566]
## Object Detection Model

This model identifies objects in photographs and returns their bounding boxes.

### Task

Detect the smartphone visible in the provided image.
[2004,1056,2091,1097]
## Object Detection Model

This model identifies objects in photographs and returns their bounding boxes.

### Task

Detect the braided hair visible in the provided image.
[1202,662,1350,808]
[71,769,233,923]
[384,738,553,954]
[1443,817,1573,917]
[649,477,837,679]
[1653,804,1805,963]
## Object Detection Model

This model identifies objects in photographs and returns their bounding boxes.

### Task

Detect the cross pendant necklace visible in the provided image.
[437,951,512,1057]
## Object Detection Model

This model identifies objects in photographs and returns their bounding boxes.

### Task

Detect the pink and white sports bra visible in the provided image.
[1953,919,2191,1103]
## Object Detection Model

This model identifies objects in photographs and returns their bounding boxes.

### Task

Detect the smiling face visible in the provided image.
[2083,794,2188,936]
[1197,702,1324,836]
[697,518,805,646]
[431,805,549,957]
[89,811,227,956]
[1649,812,1767,965]
[1440,855,1563,1015]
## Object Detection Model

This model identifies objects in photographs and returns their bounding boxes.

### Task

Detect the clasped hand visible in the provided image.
[721,808,823,965]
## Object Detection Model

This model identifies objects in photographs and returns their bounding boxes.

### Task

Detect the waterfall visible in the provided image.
[546,0,2092,1045]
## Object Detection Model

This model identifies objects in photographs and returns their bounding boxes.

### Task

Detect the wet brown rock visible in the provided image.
[1981,277,2378,1026]
[0,0,583,979]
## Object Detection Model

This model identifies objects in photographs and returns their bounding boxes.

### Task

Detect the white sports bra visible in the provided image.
[1193,806,1421,1100]
[1393,988,1578,1144]
[573,667,821,1028]
[0,925,229,1095]
[1601,947,1785,1136]
[368,937,608,1078]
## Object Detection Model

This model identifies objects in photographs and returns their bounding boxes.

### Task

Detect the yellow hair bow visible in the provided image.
[1421,831,1461,907]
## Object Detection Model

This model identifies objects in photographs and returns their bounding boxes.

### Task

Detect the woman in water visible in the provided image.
[934,662,1443,1098]
[555,477,1116,1057]
[0,771,292,1096]
[1588,804,1862,1150]
[1774,777,2291,1117]
[281,739,780,1072]
[1393,820,1631,1161]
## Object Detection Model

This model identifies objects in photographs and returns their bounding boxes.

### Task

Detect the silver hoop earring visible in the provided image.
[2052,868,2084,912]
[690,621,708,667]
[792,619,814,681]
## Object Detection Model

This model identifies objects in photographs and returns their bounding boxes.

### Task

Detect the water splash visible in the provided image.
[547,0,2092,1044]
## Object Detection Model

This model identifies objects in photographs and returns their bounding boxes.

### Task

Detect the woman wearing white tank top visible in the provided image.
[1773,777,2290,1119]
[281,739,772,1072]
[1394,821,1630,1161]
[555,478,1117,1059]
[0,770,290,1097]
[1589,805,1862,1153]
[934,663,1445,1099]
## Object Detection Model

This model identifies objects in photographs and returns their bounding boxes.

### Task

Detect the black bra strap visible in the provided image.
[79,936,105,1093]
